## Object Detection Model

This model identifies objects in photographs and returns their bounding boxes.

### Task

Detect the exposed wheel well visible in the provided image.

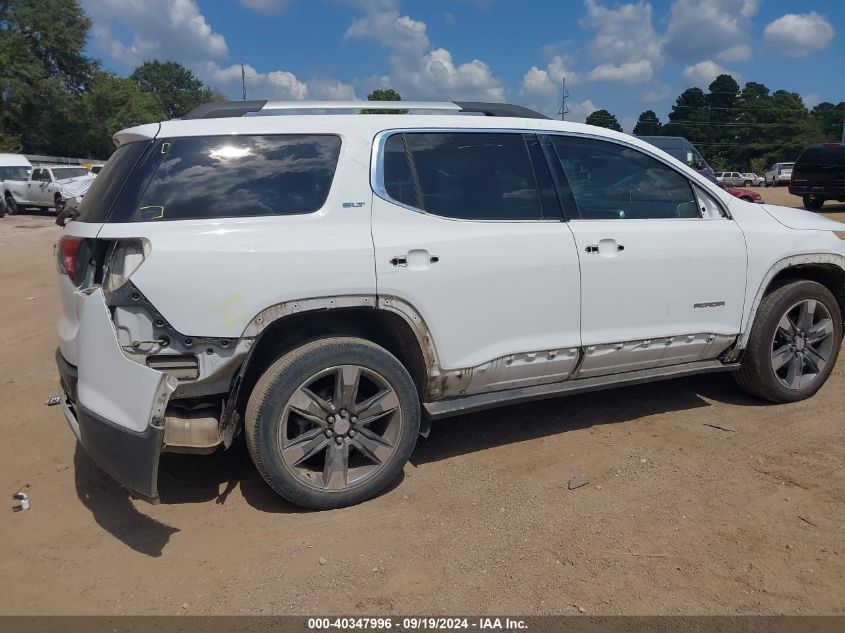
[237,307,428,413]
[765,264,845,324]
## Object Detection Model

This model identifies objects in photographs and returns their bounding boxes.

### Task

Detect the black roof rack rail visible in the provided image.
[179,100,550,120]
[181,100,269,120]
[454,101,550,120]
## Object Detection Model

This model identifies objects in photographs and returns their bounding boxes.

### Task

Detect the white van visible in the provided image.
[0,154,33,217]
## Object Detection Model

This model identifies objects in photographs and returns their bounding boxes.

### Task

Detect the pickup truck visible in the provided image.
[3,165,95,215]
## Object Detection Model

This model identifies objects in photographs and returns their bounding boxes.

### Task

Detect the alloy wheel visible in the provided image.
[770,299,835,390]
[278,365,403,491]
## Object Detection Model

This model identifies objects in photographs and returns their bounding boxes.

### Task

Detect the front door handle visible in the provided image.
[389,256,407,267]
[586,240,625,256]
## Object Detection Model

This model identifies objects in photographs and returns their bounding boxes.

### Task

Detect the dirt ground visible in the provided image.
[1,189,843,616]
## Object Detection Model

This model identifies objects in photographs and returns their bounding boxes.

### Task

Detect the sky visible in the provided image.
[81,0,842,132]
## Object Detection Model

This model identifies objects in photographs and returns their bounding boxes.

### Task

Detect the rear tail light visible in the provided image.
[57,236,84,285]
[103,239,150,292]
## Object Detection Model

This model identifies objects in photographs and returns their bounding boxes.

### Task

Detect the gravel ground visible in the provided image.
[0,189,843,616]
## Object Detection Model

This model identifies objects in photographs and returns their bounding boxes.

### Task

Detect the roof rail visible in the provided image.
[181,100,549,120]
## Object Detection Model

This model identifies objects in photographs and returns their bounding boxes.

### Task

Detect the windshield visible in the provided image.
[52,167,92,180]
[0,166,30,181]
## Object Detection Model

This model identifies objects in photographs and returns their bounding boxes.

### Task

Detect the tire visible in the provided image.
[54,194,65,214]
[245,337,420,509]
[5,195,19,215]
[735,279,842,403]
[744,180,752,187]
[803,195,824,211]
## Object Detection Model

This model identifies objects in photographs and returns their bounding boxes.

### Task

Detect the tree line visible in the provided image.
[588,74,845,173]
[3,1,843,167]
[1,0,225,158]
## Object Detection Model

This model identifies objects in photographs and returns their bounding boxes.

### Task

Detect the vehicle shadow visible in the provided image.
[73,372,765,552]
[411,372,762,465]
[73,445,180,557]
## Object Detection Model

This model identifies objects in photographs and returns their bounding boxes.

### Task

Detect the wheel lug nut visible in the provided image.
[339,409,348,418]
[325,429,333,438]
[327,415,336,424]
[350,415,357,423]
[349,429,356,437]
[335,436,344,444]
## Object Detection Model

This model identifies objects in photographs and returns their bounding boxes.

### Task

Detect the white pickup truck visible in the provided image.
[3,165,94,215]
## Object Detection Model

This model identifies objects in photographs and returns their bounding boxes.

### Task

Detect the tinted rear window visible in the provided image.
[77,141,151,223]
[399,132,544,220]
[796,146,845,169]
[127,135,341,222]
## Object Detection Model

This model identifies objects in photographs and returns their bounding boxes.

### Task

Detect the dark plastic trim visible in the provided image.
[181,100,269,120]
[454,101,550,120]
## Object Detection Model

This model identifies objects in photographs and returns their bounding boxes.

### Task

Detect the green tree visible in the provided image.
[810,102,845,141]
[130,60,223,119]
[585,109,622,132]
[78,70,162,158]
[633,110,661,135]
[0,0,94,154]
[362,87,405,114]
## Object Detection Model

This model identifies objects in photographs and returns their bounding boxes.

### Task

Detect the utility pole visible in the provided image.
[558,76,570,121]
[841,110,844,144]
[240,56,247,102]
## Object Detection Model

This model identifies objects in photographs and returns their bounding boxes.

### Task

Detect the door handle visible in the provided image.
[585,242,625,255]
[390,252,440,267]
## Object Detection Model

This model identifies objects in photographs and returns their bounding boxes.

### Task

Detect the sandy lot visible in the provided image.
[1,190,843,616]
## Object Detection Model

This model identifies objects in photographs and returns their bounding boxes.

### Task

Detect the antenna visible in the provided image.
[558,76,570,121]
[240,56,247,102]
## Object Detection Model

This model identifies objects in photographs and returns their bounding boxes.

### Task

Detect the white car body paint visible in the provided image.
[58,112,845,432]
[74,288,176,433]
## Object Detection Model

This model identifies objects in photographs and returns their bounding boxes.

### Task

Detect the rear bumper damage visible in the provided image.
[56,287,177,501]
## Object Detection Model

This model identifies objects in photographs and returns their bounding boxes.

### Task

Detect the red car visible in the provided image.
[725,186,763,203]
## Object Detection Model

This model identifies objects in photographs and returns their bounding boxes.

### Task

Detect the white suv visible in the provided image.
[55,100,845,509]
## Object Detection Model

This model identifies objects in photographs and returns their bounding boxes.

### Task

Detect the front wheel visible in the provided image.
[735,280,842,403]
[5,195,19,215]
[54,194,65,214]
[245,337,420,509]
[744,180,752,187]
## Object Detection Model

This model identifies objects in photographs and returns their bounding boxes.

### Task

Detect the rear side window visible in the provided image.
[383,134,417,208]
[78,141,151,222]
[796,147,845,169]
[549,136,698,220]
[130,135,341,222]
[384,132,544,221]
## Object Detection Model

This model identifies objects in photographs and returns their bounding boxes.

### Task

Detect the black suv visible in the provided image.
[789,144,845,210]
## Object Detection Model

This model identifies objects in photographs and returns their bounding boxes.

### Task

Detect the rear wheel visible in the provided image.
[803,195,824,211]
[245,337,420,509]
[736,280,841,403]
[744,180,752,187]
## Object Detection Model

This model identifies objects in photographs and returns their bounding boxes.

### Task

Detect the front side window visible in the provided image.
[383,132,544,221]
[52,167,92,180]
[127,134,341,222]
[549,136,699,220]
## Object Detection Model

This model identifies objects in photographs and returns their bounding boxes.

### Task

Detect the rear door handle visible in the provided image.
[389,256,407,267]
[390,252,440,268]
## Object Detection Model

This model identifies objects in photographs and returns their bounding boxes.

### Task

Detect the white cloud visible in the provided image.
[640,82,672,103]
[802,94,822,109]
[343,1,504,101]
[580,0,663,66]
[82,0,228,67]
[585,60,654,83]
[682,60,740,87]
[240,0,294,12]
[665,0,759,63]
[764,12,836,58]
[84,0,357,103]
[566,99,599,124]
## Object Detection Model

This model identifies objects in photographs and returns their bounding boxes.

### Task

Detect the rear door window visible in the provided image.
[797,147,845,169]
[128,135,341,222]
[386,132,544,220]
